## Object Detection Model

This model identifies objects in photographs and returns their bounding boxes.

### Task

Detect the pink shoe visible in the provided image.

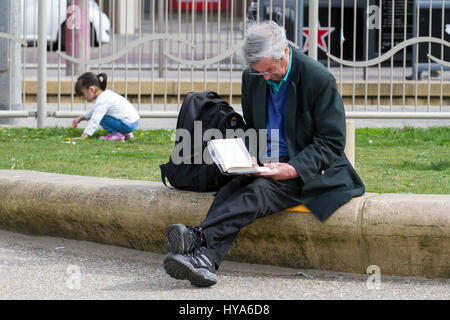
[125,133,134,140]
[99,133,125,141]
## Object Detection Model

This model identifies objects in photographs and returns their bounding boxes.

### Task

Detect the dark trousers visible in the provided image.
[198,174,303,269]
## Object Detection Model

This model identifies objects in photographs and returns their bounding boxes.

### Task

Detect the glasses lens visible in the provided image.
[249,63,278,76]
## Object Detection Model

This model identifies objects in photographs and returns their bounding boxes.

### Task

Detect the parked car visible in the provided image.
[22,0,111,50]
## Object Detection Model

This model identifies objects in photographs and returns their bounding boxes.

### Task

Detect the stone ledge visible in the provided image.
[0,170,448,278]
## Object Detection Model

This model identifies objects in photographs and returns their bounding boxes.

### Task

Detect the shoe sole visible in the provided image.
[166,224,189,254]
[163,253,217,288]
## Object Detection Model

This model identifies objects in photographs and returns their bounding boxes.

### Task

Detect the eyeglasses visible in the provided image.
[248,60,280,76]
[248,69,278,76]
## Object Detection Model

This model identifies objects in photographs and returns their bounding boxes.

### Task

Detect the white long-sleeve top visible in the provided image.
[83,90,140,136]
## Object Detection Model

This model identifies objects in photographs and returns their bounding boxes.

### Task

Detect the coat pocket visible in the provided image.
[301,159,350,197]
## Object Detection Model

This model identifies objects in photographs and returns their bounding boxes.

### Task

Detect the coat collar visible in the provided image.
[284,48,301,157]
[252,77,267,131]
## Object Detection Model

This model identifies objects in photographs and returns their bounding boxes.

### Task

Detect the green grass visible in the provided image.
[0,126,449,194]
[0,127,174,182]
[354,126,449,194]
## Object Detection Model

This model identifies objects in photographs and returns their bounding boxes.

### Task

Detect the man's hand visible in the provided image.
[245,156,260,177]
[251,156,258,167]
[253,162,299,181]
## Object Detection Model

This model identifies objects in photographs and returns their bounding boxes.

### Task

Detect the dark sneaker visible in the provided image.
[165,224,203,254]
[163,247,217,287]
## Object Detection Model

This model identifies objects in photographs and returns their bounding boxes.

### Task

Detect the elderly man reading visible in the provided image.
[163,21,365,287]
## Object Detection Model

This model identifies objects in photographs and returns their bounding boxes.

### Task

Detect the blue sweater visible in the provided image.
[265,47,292,159]
[265,78,290,159]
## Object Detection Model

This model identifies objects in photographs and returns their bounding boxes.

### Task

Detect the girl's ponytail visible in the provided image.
[74,72,108,96]
[97,73,108,91]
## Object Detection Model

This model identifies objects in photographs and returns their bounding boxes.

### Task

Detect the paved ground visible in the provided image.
[0,229,448,300]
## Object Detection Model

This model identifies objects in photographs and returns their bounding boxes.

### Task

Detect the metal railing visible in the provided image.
[0,0,449,127]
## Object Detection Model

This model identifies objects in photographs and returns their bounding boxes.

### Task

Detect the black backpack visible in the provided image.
[160,90,247,192]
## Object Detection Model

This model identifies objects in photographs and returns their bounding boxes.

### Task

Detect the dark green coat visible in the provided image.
[241,48,365,222]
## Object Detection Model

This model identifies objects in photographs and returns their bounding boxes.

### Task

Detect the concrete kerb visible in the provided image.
[0,170,448,278]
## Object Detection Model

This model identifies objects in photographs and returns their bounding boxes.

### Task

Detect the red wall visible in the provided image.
[170,0,232,12]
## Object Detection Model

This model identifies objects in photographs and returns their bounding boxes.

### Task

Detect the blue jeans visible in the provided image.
[100,115,138,135]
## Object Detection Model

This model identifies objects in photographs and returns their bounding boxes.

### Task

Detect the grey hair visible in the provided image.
[240,21,287,69]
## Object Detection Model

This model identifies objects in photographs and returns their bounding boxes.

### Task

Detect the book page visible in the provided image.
[207,143,225,174]
[209,138,252,171]
[227,166,271,174]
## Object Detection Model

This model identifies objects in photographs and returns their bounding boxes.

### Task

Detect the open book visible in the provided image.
[207,138,271,175]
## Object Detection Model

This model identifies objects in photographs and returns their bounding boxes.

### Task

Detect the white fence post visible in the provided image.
[0,0,22,124]
[158,0,164,78]
[0,0,8,121]
[37,0,47,128]
[308,0,318,60]
[10,0,22,117]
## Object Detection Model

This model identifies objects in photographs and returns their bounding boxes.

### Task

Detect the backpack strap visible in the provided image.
[160,164,175,189]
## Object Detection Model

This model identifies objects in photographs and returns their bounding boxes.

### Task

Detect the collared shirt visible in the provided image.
[266,45,293,94]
